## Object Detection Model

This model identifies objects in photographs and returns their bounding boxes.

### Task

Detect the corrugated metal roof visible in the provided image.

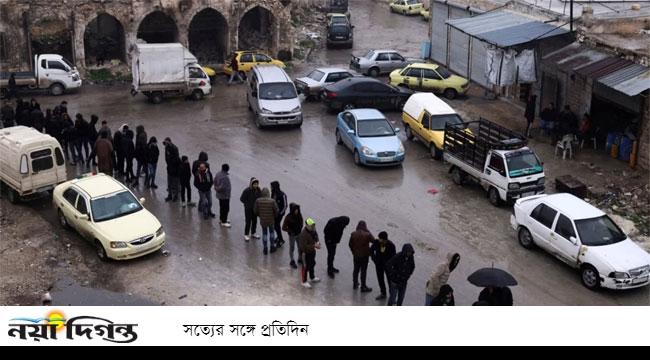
[446,10,569,47]
[598,64,650,97]
[542,42,610,72]
[575,57,632,79]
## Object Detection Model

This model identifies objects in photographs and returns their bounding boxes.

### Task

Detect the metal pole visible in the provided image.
[570,0,574,32]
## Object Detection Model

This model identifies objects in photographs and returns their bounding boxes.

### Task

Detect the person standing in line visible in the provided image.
[133,125,148,187]
[214,163,232,227]
[163,137,181,202]
[113,125,125,177]
[282,203,303,269]
[254,187,279,255]
[179,155,193,208]
[122,128,136,183]
[349,220,374,293]
[370,231,396,301]
[194,162,214,220]
[7,73,17,99]
[298,218,321,288]
[146,137,159,189]
[385,243,415,306]
[323,216,350,278]
[425,253,460,306]
[240,177,261,241]
[270,181,287,247]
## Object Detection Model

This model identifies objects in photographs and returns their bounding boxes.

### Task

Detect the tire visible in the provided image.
[255,115,264,129]
[581,265,601,291]
[95,240,109,262]
[518,227,534,249]
[295,121,302,129]
[6,187,18,204]
[353,150,362,166]
[451,167,464,185]
[444,88,457,100]
[488,187,501,207]
[150,92,163,104]
[58,209,70,229]
[368,67,380,77]
[405,126,414,140]
[192,90,204,101]
[430,144,442,160]
[50,83,64,96]
[336,129,343,145]
[343,103,355,110]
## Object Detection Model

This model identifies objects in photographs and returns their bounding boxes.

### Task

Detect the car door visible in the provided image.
[375,52,392,73]
[389,53,407,72]
[351,83,374,108]
[369,83,393,109]
[402,68,422,90]
[415,111,432,143]
[484,153,508,195]
[341,112,356,150]
[71,193,92,240]
[46,60,70,88]
[61,188,80,229]
[421,68,443,92]
[239,53,255,73]
[550,213,581,266]
[528,203,558,251]
[324,72,341,88]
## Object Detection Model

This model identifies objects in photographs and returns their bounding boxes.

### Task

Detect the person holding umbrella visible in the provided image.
[479,286,513,306]
[467,267,517,306]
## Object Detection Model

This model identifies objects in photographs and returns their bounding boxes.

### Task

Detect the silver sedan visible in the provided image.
[350,49,412,77]
[294,68,356,99]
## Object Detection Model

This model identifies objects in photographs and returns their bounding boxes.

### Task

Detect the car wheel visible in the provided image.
[58,209,70,229]
[343,103,355,110]
[150,92,163,104]
[368,68,380,77]
[405,126,414,140]
[581,265,601,290]
[451,167,464,185]
[430,144,442,160]
[488,187,501,207]
[336,129,343,145]
[518,227,534,249]
[353,150,362,166]
[95,240,109,262]
[192,90,204,101]
[255,116,264,129]
[444,88,458,100]
[50,83,64,96]
[6,187,18,204]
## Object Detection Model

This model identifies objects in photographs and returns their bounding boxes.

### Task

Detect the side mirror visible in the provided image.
[252,91,258,98]
[347,129,355,135]
[140,197,146,205]
[569,236,578,245]
[395,128,401,133]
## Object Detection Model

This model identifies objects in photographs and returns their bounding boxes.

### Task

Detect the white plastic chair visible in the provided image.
[555,134,575,159]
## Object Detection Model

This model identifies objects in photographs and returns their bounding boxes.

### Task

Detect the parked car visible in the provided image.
[420,9,431,20]
[328,0,350,18]
[389,63,469,99]
[223,51,285,77]
[511,193,650,290]
[1,54,82,97]
[247,65,303,129]
[327,22,354,49]
[350,49,412,77]
[390,0,424,15]
[294,68,355,100]
[335,109,405,166]
[322,77,413,112]
[327,13,350,27]
[402,93,465,159]
[53,173,166,261]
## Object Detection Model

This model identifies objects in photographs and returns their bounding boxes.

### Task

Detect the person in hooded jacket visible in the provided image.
[74,113,89,164]
[240,178,261,241]
[179,155,193,207]
[113,125,125,176]
[146,137,160,189]
[323,216,350,278]
[214,164,232,227]
[282,203,303,269]
[30,102,44,132]
[270,181,287,247]
[133,125,148,187]
[254,187,279,255]
[1,101,15,128]
[426,253,460,306]
[298,218,321,288]
[61,113,77,165]
[163,137,181,202]
[194,162,214,220]
[385,243,415,306]
[478,286,513,306]
[192,151,210,175]
[370,231,396,301]
[431,284,455,306]
[349,220,374,293]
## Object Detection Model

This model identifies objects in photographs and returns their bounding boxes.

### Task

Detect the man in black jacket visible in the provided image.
[270,181,287,247]
[163,137,181,202]
[323,216,350,278]
[385,243,415,306]
[370,231,396,301]
[194,163,214,220]
[240,177,261,241]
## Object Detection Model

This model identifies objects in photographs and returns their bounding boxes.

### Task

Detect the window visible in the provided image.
[31,149,53,172]
[47,61,68,71]
[188,67,205,79]
[506,150,543,178]
[430,114,464,131]
[421,113,430,129]
[555,214,575,241]
[343,113,355,130]
[326,73,340,83]
[575,215,627,246]
[340,72,353,80]
[435,68,452,79]
[259,82,297,100]
[363,50,375,59]
[530,204,557,229]
[368,83,389,94]
[55,148,64,166]
[376,53,390,61]
[240,54,253,63]
[488,155,505,174]
[63,188,78,206]
[405,68,422,77]
[41,59,47,69]
[357,119,395,137]
[390,53,405,62]
[255,54,272,62]
[422,69,441,80]
[307,70,325,82]
[75,196,88,215]
[91,190,143,222]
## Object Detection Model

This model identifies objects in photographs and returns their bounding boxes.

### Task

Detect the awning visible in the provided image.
[598,64,650,97]
[542,42,609,72]
[446,11,569,48]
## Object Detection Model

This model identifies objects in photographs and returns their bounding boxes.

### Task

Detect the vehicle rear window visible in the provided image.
[307,70,325,82]
[31,149,53,172]
[430,114,463,131]
[531,204,557,229]
[436,68,452,79]
[55,148,64,166]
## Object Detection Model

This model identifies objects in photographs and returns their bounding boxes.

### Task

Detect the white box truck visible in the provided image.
[1,54,82,97]
[0,126,67,203]
[131,43,211,104]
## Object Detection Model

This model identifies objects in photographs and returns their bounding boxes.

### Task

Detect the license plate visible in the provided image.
[632,276,648,285]
[277,120,288,124]
[522,191,535,198]
[377,157,393,162]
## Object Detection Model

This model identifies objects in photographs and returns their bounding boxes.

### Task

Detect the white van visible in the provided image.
[0,126,67,203]
[246,65,303,129]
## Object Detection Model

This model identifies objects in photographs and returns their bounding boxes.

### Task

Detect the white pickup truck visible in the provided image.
[443,118,546,206]
[1,54,82,96]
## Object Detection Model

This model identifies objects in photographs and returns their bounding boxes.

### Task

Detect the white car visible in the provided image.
[53,173,165,261]
[294,68,355,99]
[511,193,650,290]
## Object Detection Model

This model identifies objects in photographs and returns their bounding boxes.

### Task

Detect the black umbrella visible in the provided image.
[467,267,518,287]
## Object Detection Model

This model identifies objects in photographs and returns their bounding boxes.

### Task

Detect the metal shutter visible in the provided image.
[430,2,448,65]
[470,38,489,88]
[448,7,470,77]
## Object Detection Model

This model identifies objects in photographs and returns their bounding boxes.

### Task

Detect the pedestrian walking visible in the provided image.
[254,187,279,255]
[227,54,244,85]
[299,218,321,288]
[146,137,160,189]
[179,155,193,207]
[194,162,214,220]
[74,113,90,164]
[214,163,232,227]
[163,137,181,202]
[270,181,287,247]
[349,220,374,293]
[425,253,460,306]
[524,94,537,138]
[282,203,303,269]
[323,216,350,278]
[370,231,396,301]
[240,177,261,241]
[385,243,415,306]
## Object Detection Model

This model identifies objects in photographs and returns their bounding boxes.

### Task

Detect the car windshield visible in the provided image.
[363,50,375,59]
[436,68,452,79]
[430,114,463,131]
[91,190,143,222]
[575,215,627,246]
[307,70,325,82]
[506,150,543,178]
[407,0,420,4]
[259,82,297,100]
[61,57,74,70]
[331,16,347,24]
[357,119,395,137]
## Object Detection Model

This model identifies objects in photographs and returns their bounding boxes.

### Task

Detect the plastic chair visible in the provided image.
[555,135,575,159]
[580,136,597,150]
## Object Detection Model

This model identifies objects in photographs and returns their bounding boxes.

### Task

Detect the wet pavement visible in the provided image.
[2,0,649,306]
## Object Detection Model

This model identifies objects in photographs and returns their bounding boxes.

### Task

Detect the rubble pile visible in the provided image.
[290,5,328,60]
[593,182,650,238]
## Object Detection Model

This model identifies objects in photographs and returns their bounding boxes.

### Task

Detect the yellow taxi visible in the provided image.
[389,63,469,99]
[53,173,165,261]
[390,0,424,15]
[223,51,285,75]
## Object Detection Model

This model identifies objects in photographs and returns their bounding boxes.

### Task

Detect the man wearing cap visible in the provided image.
[240,177,261,241]
[299,218,321,288]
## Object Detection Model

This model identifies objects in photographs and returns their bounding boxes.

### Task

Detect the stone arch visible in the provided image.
[83,13,125,66]
[136,11,178,44]
[188,8,228,64]
[30,16,73,61]
[237,5,278,53]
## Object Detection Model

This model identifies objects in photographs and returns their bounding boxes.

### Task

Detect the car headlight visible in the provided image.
[508,183,520,190]
[110,241,128,249]
[537,177,546,186]
[261,108,273,114]
[290,106,301,113]
[397,143,405,154]
[609,271,630,279]
[72,74,79,81]
[361,146,374,156]
[156,226,164,237]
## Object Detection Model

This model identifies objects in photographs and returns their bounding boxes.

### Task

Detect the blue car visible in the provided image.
[335,109,405,166]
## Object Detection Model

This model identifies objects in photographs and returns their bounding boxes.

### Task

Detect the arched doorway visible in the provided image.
[189,8,228,64]
[137,11,178,43]
[84,13,125,66]
[30,18,73,61]
[238,6,275,52]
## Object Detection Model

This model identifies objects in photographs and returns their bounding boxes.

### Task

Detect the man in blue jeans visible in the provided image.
[385,243,415,306]
[254,187,279,255]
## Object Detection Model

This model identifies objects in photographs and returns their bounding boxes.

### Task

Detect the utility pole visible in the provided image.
[570,0,574,32]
